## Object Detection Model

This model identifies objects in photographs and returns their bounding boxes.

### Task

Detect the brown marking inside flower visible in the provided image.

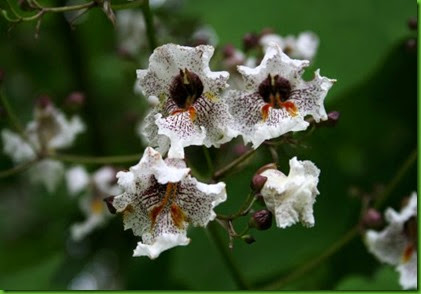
[258,74,298,121]
[91,197,104,215]
[171,106,197,122]
[402,243,414,263]
[170,202,186,229]
[149,182,185,229]
[169,68,204,111]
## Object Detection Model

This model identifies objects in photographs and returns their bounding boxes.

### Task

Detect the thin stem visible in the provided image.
[0,90,27,140]
[141,0,157,52]
[50,153,141,164]
[0,160,38,179]
[207,222,250,290]
[213,149,256,180]
[374,149,417,209]
[267,145,279,164]
[260,226,359,290]
[2,0,145,23]
[218,192,255,220]
[202,146,214,175]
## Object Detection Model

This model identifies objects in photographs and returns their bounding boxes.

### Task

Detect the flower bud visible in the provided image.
[242,234,256,244]
[362,208,383,229]
[251,173,267,192]
[223,44,236,58]
[103,196,116,214]
[405,38,417,52]
[249,209,272,230]
[36,95,52,110]
[243,33,259,51]
[66,91,85,108]
[408,17,417,31]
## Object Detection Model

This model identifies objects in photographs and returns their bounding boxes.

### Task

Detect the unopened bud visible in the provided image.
[408,17,417,31]
[36,95,52,109]
[251,174,267,192]
[242,234,256,244]
[66,91,85,108]
[249,209,272,230]
[243,33,259,51]
[405,38,417,52]
[362,208,383,229]
[223,44,236,58]
[104,196,116,214]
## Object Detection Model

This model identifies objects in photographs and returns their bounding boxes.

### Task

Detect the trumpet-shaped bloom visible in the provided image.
[137,44,238,158]
[260,157,320,228]
[1,103,85,192]
[110,147,226,259]
[226,43,335,148]
[365,193,417,290]
[66,166,122,241]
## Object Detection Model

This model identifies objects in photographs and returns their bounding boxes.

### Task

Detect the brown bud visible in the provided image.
[103,196,116,214]
[242,234,256,244]
[249,209,272,230]
[66,91,85,108]
[36,95,52,109]
[222,44,236,58]
[251,174,267,192]
[362,208,383,229]
[405,38,417,52]
[408,17,417,31]
[243,33,259,51]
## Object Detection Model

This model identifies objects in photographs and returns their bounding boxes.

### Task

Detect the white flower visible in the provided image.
[260,157,320,228]
[111,147,226,259]
[365,193,417,290]
[226,43,335,148]
[29,159,65,193]
[116,10,146,56]
[1,103,85,192]
[66,166,122,241]
[137,44,238,158]
[260,31,319,61]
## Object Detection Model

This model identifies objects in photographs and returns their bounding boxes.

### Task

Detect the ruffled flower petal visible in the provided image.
[66,166,90,196]
[227,43,335,148]
[29,159,65,193]
[136,44,237,158]
[112,147,227,258]
[260,157,320,228]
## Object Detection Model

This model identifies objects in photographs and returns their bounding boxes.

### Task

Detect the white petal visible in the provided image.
[260,157,320,228]
[133,233,190,259]
[295,32,319,60]
[70,214,105,241]
[29,159,65,193]
[116,10,146,56]
[66,166,90,196]
[93,166,121,196]
[47,110,85,150]
[139,110,171,156]
[397,252,417,290]
[1,129,36,163]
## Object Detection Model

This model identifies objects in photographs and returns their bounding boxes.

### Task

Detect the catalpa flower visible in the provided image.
[227,43,335,148]
[109,147,226,259]
[260,31,319,61]
[365,193,417,290]
[137,44,238,158]
[66,166,122,241]
[259,157,320,228]
[1,101,85,192]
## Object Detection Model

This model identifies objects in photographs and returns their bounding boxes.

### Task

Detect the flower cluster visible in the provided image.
[104,41,335,259]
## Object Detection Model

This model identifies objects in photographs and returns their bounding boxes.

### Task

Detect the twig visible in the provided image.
[213,149,256,180]
[0,160,38,179]
[50,153,141,164]
[141,0,157,52]
[207,222,251,290]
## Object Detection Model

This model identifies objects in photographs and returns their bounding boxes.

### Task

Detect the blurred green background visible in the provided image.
[0,0,417,290]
